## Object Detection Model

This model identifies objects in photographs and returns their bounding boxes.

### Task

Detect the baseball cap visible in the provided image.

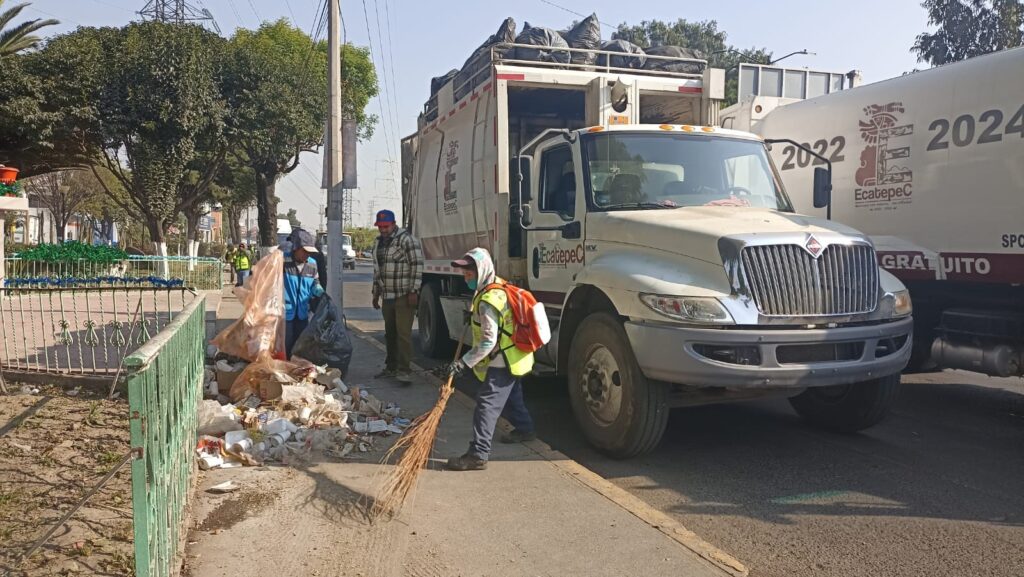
[289,228,319,253]
[374,209,396,226]
[450,252,476,269]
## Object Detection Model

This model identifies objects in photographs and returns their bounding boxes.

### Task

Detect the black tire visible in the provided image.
[417,282,454,358]
[789,374,901,432]
[567,312,669,458]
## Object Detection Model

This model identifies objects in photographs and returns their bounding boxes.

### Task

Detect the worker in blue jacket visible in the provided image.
[282,228,324,358]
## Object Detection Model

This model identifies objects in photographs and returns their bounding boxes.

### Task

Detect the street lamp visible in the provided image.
[769,49,816,66]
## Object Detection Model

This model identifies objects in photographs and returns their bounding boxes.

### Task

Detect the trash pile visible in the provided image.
[196,363,409,469]
[198,245,386,471]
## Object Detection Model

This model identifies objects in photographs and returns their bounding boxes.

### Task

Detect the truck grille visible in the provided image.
[740,244,879,316]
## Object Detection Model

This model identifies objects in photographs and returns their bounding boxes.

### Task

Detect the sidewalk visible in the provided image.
[184,288,743,577]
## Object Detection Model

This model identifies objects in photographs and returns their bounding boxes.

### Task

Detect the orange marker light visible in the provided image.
[681,125,695,132]
[658,124,674,130]
[588,126,605,133]
[701,126,715,133]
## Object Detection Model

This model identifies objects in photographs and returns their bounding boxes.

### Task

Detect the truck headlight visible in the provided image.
[884,290,912,317]
[893,290,912,317]
[639,294,734,324]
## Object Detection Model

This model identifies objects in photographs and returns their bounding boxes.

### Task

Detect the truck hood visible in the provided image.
[587,207,867,263]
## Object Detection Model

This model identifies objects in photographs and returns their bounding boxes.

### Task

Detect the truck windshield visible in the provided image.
[582,133,792,211]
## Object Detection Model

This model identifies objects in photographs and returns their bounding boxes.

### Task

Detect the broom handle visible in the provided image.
[444,323,471,388]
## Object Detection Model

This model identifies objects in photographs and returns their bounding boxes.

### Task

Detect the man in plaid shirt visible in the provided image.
[371,209,424,383]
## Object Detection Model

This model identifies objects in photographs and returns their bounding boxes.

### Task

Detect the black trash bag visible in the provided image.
[559,13,601,65]
[431,69,459,95]
[514,23,570,64]
[291,295,353,374]
[643,46,706,74]
[597,39,646,69]
[455,17,516,100]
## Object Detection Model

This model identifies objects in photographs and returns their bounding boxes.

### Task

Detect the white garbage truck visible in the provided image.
[722,47,1024,378]
[403,39,913,457]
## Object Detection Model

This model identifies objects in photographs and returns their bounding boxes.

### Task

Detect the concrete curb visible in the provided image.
[349,327,750,577]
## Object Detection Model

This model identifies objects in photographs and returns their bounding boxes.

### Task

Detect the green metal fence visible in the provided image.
[126,296,206,577]
[4,256,224,290]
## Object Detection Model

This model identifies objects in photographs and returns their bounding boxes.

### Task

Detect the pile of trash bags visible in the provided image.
[200,245,366,469]
[432,14,707,99]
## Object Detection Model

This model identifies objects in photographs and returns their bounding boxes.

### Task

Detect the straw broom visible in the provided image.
[370,331,467,520]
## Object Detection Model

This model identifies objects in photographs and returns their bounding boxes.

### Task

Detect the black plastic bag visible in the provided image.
[454,17,516,99]
[431,69,459,95]
[643,46,706,74]
[597,39,646,69]
[559,13,601,65]
[514,23,570,64]
[292,295,353,374]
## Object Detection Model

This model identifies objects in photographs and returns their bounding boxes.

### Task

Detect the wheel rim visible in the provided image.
[578,345,624,427]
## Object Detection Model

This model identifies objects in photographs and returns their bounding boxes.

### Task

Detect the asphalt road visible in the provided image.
[341,263,1024,577]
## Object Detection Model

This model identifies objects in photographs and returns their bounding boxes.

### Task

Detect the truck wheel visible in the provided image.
[788,374,901,432]
[417,282,453,358]
[568,312,669,458]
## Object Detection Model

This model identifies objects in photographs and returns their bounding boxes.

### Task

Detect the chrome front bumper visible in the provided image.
[624,316,913,388]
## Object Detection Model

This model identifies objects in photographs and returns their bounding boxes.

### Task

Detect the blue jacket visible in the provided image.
[284,260,324,321]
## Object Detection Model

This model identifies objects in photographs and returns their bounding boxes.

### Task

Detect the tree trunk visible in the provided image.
[57,216,69,243]
[225,206,242,245]
[145,217,170,277]
[256,171,279,253]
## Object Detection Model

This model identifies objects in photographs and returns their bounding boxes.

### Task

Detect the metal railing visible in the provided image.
[3,256,223,290]
[0,287,196,375]
[428,42,709,119]
[127,296,205,577]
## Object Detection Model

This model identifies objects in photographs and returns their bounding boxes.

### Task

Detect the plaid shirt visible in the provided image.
[372,228,424,300]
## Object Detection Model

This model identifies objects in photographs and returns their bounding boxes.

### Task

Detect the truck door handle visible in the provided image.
[532,247,540,279]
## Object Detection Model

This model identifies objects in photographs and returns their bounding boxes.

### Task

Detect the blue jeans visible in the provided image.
[235,269,250,287]
[285,318,308,359]
[468,368,534,460]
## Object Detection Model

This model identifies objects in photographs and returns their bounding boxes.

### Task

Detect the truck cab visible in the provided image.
[405,39,912,457]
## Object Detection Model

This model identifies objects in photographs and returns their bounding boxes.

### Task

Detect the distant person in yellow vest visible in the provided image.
[440,247,536,471]
[224,244,238,284]
[233,242,252,287]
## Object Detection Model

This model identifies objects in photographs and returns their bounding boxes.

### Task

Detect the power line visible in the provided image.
[282,0,298,25]
[27,6,82,25]
[383,0,401,136]
[372,0,401,152]
[245,0,261,23]
[538,0,613,28]
[360,0,397,178]
[223,0,244,28]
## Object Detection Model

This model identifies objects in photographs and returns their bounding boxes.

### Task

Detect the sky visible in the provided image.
[26,0,929,231]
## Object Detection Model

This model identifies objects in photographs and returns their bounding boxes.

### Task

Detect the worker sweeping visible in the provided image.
[439,247,539,471]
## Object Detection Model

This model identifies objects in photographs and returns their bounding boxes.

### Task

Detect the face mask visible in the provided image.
[467,278,478,290]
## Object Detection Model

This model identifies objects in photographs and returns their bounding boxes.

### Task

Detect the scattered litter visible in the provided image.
[19,385,40,395]
[207,481,240,494]
[8,440,32,453]
[66,386,81,397]
[194,362,406,469]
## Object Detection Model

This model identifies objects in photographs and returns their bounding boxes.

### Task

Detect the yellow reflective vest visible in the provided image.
[470,285,534,381]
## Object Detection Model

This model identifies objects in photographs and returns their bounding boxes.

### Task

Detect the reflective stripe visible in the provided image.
[470,287,534,380]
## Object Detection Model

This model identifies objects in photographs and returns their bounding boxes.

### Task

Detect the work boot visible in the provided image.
[500,429,537,444]
[374,368,396,379]
[395,370,413,385]
[446,453,487,471]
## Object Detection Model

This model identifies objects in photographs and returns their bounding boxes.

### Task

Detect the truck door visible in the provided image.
[526,141,585,309]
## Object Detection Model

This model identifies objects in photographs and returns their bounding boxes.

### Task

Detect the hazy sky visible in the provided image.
[27,0,930,231]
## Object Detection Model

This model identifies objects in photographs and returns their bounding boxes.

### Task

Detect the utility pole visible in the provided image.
[326,0,344,307]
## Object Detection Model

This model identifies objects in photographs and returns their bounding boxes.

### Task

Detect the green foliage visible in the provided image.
[913,0,1024,65]
[16,241,128,262]
[347,227,378,251]
[0,0,57,57]
[0,180,21,196]
[340,44,380,141]
[612,19,771,105]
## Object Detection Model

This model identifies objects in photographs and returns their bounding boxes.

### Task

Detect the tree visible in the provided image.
[75,22,226,254]
[278,208,302,229]
[913,0,1024,66]
[224,20,378,248]
[213,155,256,245]
[0,1,57,57]
[612,19,771,105]
[21,170,87,242]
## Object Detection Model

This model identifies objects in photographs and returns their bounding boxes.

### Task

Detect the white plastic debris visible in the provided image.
[215,360,235,373]
[203,369,216,384]
[208,481,240,494]
[197,400,242,436]
[206,344,219,358]
[19,385,39,395]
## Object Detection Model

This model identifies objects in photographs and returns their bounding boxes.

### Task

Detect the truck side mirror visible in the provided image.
[813,167,831,209]
[521,204,533,227]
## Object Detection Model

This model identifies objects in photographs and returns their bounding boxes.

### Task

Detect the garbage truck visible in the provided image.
[403,35,913,457]
[722,47,1024,378]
